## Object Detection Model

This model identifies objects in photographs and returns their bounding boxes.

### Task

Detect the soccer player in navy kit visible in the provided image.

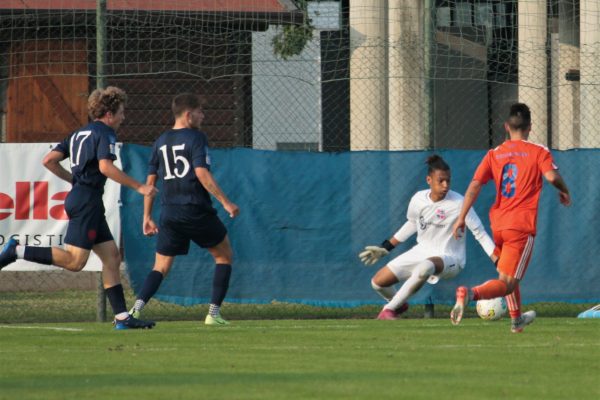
[129,93,239,325]
[0,86,158,329]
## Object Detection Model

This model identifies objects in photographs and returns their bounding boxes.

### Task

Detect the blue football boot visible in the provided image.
[113,315,156,330]
[0,239,19,269]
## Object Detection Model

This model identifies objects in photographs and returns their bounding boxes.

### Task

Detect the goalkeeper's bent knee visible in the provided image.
[371,279,386,291]
[416,260,436,279]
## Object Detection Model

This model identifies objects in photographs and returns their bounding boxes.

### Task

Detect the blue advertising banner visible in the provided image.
[120,145,599,307]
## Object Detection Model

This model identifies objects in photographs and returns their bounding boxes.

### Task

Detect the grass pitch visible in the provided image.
[0,318,598,400]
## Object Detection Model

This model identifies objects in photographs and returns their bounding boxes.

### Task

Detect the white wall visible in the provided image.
[252,26,322,150]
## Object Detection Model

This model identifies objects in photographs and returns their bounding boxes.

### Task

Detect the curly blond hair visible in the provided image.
[87,86,127,119]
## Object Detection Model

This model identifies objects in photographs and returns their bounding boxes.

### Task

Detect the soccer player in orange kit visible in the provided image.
[450,103,571,333]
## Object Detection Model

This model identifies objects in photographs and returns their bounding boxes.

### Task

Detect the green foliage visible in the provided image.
[272,0,314,60]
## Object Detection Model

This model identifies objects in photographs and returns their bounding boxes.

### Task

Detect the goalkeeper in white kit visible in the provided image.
[359,155,498,320]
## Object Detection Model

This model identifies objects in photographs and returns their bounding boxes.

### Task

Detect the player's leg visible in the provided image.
[51,245,92,271]
[0,202,97,272]
[0,239,90,271]
[471,231,532,300]
[0,195,94,272]
[130,253,175,317]
[371,266,401,301]
[452,230,535,329]
[129,206,187,322]
[371,266,405,320]
[496,231,536,332]
[373,248,428,319]
[384,258,440,314]
[505,281,521,320]
[0,238,20,269]
[452,232,507,324]
[39,186,93,270]
[205,235,233,325]
[5,191,102,272]
[93,240,154,329]
[504,280,535,332]
[185,211,232,325]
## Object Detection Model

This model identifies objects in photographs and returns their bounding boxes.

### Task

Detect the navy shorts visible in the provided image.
[63,187,114,250]
[156,205,227,256]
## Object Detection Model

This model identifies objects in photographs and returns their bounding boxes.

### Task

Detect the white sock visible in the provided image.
[115,312,129,320]
[371,280,396,302]
[209,304,220,317]
[133,299,146,313]
[16,245,25,259]
[385,260,434,311]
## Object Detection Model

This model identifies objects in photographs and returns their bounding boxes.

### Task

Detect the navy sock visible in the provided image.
[210,264,232,306]
[23,246,53,265]
[139,270,164,303]
[105,284,127,315]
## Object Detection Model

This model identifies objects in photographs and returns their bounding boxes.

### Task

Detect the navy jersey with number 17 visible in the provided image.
[148,128,215,213]
[54,121,117,193]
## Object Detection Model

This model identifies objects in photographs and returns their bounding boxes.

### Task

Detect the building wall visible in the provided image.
[252,26,323,151]
[1,12,253,147]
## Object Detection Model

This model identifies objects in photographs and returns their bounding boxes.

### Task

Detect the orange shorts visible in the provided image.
[493,229,535,280]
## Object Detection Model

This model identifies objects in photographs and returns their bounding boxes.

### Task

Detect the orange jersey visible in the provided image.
[473,139,557,235]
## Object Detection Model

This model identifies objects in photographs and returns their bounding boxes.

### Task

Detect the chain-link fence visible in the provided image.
[0,1,598,322]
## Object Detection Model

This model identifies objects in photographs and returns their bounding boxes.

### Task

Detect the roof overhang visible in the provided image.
[0,0,304,25]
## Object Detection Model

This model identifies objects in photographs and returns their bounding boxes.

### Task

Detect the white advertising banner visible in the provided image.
[0,143,122,271]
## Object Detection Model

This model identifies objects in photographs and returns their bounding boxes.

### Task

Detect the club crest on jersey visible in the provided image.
[435,208,446,220]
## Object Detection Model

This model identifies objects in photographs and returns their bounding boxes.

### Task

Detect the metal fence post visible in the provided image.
[95,0,108,323]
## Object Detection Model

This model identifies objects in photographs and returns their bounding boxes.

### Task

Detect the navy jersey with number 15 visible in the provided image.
[54,121,117,193]
[148,128,215,213]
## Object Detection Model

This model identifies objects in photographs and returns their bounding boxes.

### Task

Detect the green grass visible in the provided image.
[0,289,593,322]
[0,319,598,400]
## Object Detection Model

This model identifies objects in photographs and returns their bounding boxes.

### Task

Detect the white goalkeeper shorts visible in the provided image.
[386,246,463,284]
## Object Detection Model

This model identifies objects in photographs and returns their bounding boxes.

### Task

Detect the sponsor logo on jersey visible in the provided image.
[436,208,446,220]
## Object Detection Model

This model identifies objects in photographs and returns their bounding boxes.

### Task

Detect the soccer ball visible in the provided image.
[476,297,507,321]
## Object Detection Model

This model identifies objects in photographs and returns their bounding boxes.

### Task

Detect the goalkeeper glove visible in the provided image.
[359,246,389,266]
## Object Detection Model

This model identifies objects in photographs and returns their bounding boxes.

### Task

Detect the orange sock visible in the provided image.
[505,284,521,319]
[472,280,508,301]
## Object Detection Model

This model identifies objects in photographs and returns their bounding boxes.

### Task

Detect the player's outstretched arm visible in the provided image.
[358,216,416,265]
[99,159,158,197]
[543,170,571,206]
[195,167,239,218]
[359,238,399,266]
[465,208,497,263]
[43,150,72,184]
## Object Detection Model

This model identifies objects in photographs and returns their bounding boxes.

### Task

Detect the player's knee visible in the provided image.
[416,260,435,279]
[504,282,517,294]
[213,249,233,265]
[69,259,87,272]
[371,279,385,290]
[500,277,518,294]
[153,265,170,277]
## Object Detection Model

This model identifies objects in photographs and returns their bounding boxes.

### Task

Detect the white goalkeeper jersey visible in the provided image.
[392,189,495,265]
